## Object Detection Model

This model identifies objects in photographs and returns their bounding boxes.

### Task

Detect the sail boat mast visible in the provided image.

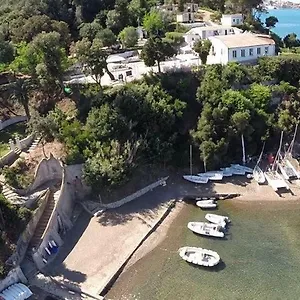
[287,123,299,155]
[273,131,283,172]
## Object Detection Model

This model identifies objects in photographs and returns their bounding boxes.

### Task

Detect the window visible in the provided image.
[257,47,261,55]
[241,49,246,57]
[236,19,240,24]
[265,46,269,54]
[233,50,237,58]
[233,18,236,23]
[249,48,253,56]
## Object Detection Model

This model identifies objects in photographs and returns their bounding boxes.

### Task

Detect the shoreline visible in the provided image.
[106,177,300,296]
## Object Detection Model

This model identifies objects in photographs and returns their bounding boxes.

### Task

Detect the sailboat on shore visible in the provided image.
[282,124,300,179]
[253,143,266,184]
[264,132,290,191]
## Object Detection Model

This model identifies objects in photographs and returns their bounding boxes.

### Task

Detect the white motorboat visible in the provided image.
[196,200,217,209]
[198,171,223,181]
[183,175,209,184]
[178,246,220,267]
[205,213,230,228]
[187,222,224,238]
[253,165,265,184]
[231,164,253,174]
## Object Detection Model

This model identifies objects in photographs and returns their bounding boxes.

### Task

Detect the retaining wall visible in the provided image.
[101,177,169,209]
[0,150,16,168]
[0,116,27,131]
[17,155,63,196]
[0,267,27,292]
[6,190,51,267]
[32,164,78,271]
[19,134,35,150]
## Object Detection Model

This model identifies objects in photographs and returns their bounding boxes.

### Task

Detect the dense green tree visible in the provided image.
[265,16,278,29]
[143,10,168,36]
[0,39,14,64]
[283,33,300,48]
[119,26,138,48]
[79,21,103,41]
[106,0,130,34]
[193,39,212,65]
[164,32,184,47]
[72,38,114,88]
[10,78,32,119]
[141,36,176,72]
[128,0,148,26]
[30,31,68,85]
[97,28,117,47]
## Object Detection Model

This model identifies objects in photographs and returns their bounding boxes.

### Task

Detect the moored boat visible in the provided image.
[205,213,230,227]
[187,221,224,238]
[231,164,253,174]
[178,246,220,267]
[183,175,209,184]
[196,200,217,209]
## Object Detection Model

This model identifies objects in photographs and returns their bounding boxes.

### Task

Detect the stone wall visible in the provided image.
[17,155,63,195]
[100,177,169,210]
[6,190,51,267]
[0,150,16,168]
[0,267,27,292]
[0,116,27,131]
[19,134,35,150]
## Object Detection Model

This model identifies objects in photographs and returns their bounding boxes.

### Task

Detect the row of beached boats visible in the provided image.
[253,128,300,191]
[183,164,253,184]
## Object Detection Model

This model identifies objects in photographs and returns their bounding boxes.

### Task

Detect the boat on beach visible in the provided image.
[198,171,223,181]
[187,222,224,238]
[183,175,209,184]
[253,143,266,184]
[231,164,253,174]
[205,213,230,227]
[278,158,299,180]
[220,167,233,177]
[196,200,217,209]
[178,246,220,267]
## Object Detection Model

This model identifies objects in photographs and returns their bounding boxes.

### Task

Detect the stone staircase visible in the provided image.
[27,137,41,153]
[29,191,57,250]
[14,147,21,156]
[2,184,24,205]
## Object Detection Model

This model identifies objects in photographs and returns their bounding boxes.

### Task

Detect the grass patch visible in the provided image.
[0,122,27,157]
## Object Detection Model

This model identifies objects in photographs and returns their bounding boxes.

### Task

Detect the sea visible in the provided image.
[262,8,300,38]
[107,200,300,300]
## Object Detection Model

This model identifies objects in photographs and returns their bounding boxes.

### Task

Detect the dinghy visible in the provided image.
[178,246,220,267]
[196,200,217,209]
[221,167,233,177]
[198,171,223,181]
[253,165,265,184]
[183,175,209,184]
[187,222,224,238]
[231,164,253,174]
[222,167,245,175]
[205,213,230,228]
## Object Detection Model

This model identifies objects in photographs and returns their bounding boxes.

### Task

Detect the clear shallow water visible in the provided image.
[107,200,300,300]
[262,9,300,37]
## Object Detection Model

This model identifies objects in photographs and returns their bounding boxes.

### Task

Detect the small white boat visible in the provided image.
[178,247,220,267]
[205,213,230,227]
[178,246,220,267]
[222,166,245,175]
[231,164,253,174]
[196,200,217,209]
[253,165,265,184]
[278,159,298,180]
[264,170,290,191]
[187,222,224,238]
[220,167,233,177]
[183,175,209,184]
[198,171,223,181]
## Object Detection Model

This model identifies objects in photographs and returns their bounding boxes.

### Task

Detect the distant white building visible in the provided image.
[208,34,276,64]
[221,14,244,26]
[184,25,242,46]
[176,2,198,23]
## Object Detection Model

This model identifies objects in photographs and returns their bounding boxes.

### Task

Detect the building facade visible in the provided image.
[184,25,242,46]
[208,34,276,64]
[221,14,244,26]
[176,2,198,23]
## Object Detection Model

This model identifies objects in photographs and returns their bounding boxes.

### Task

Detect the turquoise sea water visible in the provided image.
[107,200,300,300]
[262,8,300,38]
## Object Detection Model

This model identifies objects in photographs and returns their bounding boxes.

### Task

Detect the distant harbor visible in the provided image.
[262,8,300,37]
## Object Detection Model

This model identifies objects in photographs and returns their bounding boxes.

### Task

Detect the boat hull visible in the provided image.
[205,213,230,227]
[253,165,265,184]
[196,200,217,209]
[187,222,224,238]
[183,175,209,184]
